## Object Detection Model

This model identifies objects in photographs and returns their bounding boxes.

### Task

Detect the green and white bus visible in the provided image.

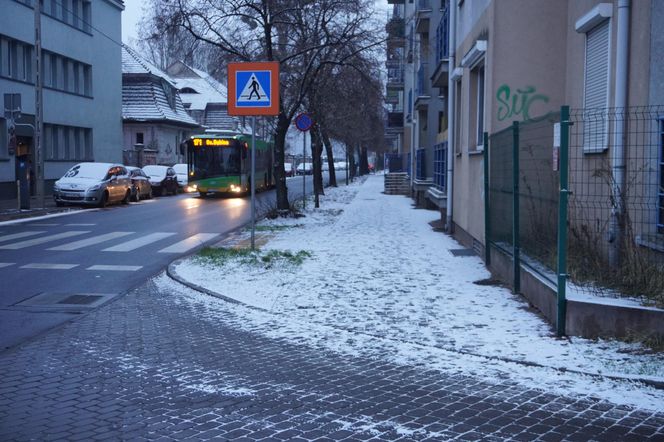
[181,132,273,198]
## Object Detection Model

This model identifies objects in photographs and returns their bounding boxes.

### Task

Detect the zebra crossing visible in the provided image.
[0,225,221,271]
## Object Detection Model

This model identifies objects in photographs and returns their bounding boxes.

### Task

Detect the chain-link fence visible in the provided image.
[568,106,664,307]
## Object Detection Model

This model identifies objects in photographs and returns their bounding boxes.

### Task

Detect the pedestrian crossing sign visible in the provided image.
[228,62,280,116]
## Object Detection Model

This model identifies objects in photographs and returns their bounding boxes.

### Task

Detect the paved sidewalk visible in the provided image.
[172,176,664,400]
[0,195,79,223]
[0,176,663,440]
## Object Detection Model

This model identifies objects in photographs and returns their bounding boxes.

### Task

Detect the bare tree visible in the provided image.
[143,0,383,212]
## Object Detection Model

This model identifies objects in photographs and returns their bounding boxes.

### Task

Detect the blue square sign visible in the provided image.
[235,71,272,107]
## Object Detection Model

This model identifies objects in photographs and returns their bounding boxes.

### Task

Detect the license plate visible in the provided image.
[62,191,79,197]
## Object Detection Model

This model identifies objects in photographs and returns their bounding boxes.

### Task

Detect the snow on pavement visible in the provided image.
[170,175,664,411]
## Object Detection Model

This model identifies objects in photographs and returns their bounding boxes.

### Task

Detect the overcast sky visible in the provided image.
[121,0,143,44]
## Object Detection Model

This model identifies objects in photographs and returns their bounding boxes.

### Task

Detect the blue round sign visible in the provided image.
[295,113,314,132]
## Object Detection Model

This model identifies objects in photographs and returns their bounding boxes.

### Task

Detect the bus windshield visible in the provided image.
[191,143,241,178]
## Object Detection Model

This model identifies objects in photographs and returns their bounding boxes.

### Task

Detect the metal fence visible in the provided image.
[486,106,664,335]
[386,153,408,173]
[567,106,664,306]
[433,142,447,191]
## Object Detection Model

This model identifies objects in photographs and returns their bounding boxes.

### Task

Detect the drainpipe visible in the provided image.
[445,2,456,232]
[609,0,630,267]
[411,33,419,191]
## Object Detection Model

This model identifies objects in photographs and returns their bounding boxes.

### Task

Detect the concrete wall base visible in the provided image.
[486,244,664,340]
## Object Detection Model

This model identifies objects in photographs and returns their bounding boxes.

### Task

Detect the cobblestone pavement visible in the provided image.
[0,277,663,441]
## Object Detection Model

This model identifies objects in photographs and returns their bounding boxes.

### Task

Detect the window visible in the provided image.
[576,4,612,153]
[469,62,485,151]
[136,132,144,145]
[44,123,91,161]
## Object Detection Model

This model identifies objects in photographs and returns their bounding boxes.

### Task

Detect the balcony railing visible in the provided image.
[387,112,404,128]
[416,148,426,181]
[433,142,447,191]
[435,6,450,63]
[386,17,405,38]
[387,65,404,87]
[417,0,431,11]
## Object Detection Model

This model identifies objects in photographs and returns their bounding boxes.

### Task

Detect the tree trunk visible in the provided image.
[348,144,356,181]
[359,145,369,175]
[274,112,291,211]
[321,127,337,187]
[310,125,324,208]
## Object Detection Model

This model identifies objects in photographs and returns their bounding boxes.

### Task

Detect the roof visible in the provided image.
[122,47,200,128]
[166,61,227,109]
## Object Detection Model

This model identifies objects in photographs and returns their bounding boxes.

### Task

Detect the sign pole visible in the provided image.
[251,116,256,250]
[34,0,44,208]
[302,131,306,210]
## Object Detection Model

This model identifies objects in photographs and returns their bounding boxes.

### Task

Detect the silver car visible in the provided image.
[53,163,132,208]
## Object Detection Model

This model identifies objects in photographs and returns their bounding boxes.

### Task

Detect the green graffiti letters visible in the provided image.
[496,84,550,121]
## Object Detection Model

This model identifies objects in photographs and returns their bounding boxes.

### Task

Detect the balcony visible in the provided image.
[386,17,405,39]
[431,7,450,87]
[387,0,405,4]
[387,65,404,90]
[385,89,400,105]
[415,0,432,34]
[415,62,430,109]
[386,112,404,134]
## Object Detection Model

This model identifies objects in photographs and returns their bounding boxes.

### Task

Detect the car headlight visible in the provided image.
[87,184,101,192]
[53,183,61,191]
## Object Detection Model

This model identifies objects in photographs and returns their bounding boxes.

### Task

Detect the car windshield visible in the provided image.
[143,166,167,178]
[62,163,110,180]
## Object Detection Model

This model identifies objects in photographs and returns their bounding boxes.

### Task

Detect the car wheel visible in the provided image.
[122,190,131,205]
[98,191,108,208]
[131,188,140,202]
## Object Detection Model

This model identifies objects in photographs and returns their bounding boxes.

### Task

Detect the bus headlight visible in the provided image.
[230,184,242,192]
[185,184,197,193]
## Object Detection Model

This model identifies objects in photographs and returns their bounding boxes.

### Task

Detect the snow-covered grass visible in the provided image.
[170,175,664,411]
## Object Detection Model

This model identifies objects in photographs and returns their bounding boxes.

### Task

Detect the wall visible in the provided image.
[650,0,664,105]
[0,0,123,198]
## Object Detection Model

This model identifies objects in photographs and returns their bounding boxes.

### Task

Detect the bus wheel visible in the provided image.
[199,191,208,198]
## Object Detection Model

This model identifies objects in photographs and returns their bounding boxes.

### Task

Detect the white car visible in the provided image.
[53,163,131,207]
[296,162,313,175]
[172,163,188,189]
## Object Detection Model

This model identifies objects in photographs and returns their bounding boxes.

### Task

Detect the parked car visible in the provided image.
[126,166,153,201]
[334,161,348,171]
[284,163,295,177]
[142,165,179,196]
[53,163,131,208]
[172,163,189,191]
[296,162,313,175]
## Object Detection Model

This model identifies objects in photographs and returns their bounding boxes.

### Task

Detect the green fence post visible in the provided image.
[512,121,520,294]
[556,106,570,337]
[484,131,490,266]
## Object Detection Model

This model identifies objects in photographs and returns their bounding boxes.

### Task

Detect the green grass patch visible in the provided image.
[196,246,312,268]
[251,224,303,232]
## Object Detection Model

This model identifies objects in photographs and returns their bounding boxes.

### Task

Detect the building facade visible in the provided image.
[122,46,200,167]
[0,0,124,199]
[387,0,663,255]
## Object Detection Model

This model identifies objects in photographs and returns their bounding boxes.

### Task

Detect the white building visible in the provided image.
[0,0,124,199]
[122,46,199,166]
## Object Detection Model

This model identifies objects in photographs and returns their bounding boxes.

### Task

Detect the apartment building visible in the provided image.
[0,0,124,199]
[387,0,663,256]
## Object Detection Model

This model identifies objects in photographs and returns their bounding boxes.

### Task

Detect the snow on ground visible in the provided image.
[170,175,664,411]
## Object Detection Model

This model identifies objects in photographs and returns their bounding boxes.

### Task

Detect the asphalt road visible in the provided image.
[0,174,325,351]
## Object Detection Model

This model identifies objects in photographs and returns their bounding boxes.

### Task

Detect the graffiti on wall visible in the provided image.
[496,84,550,121]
